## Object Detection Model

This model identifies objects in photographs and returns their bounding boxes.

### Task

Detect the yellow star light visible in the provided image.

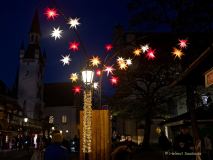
[119,62,128,70]
[51,27,63,40]
[172,48,184,59]
[69,73,78,82]
[67,17,80,29]
[133,48,141,56]
[90,56,101,67]
[117,57,125,64]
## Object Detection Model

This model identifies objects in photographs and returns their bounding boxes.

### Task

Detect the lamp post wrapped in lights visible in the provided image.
[82,69,94,159]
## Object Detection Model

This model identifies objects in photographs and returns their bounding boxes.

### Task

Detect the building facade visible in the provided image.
[17,10,45,120]
[43,83,82,140]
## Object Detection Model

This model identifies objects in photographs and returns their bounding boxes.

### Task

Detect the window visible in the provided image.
[49,116,54,124]
[62,115,67,123]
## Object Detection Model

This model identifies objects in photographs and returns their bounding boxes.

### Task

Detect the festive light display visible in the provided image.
[43,5,192,157]
[178,39,188,49]
[51,27,63,40]
[90,56,101,67]
[172,48,184,59]
[44,8,59,20]
[69,41,80,51]
[67,17,80,29]
[69,73,78,82]
[60,54,71,66]
[82,90,92,153]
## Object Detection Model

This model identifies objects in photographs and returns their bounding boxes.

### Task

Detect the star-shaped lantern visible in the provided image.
[60,54,71,66]
[104,65,115,76]
[90,56,101,67]
[110,76,118,85]
[146,49,156,60]
[133,48,142,56]
[69,41,80,51]
[44,8,59,20]
[105,44,113,51]
[172,48,184,59]
[178,39,188,49]
[69,73,79,82]
[51,27,63,40]
[141,44,149,53]
[67,17,80,29]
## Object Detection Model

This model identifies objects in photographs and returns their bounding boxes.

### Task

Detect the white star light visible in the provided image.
[67,17,80,29]
[60,54,71,66]
[141,44,149,53]
[51,27,63,40]
[126,58,132,65]
[104,65,115,76]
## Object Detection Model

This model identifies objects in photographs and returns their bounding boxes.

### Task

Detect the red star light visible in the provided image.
[44,8,59,20]
[110,76,118,85]
[105,44,113,51]
[146,49,156,60]
[178,39,188,49]
[96,69,102,76]
[73,86,81,94]
[69,41,80,51]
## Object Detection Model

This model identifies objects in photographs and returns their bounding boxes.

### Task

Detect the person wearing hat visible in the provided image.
[44,130,69,160]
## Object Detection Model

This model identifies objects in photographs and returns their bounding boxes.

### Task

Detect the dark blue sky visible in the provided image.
[0,0,129,91]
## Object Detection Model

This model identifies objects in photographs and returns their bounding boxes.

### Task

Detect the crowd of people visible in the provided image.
[30,130,79,160]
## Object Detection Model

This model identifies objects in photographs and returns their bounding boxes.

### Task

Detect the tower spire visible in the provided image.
[30,9,41,35]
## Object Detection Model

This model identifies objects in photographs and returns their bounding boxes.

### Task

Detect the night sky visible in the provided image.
[0,0,129,92]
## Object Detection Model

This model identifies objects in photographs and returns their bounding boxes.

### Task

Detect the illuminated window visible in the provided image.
[49,116,54,124]
[62,115,67,123]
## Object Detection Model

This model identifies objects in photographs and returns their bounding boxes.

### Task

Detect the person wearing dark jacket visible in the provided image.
[44,131,69,160]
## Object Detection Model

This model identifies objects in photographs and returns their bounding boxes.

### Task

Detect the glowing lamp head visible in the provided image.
[82,69,94,85]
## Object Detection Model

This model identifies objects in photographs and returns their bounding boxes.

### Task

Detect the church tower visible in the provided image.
[18,10,45,119]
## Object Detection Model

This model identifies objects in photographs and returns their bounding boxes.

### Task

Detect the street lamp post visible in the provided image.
[82,69,94,160]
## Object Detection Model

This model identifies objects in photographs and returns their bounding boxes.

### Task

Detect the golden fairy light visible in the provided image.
[82,90,92,153]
